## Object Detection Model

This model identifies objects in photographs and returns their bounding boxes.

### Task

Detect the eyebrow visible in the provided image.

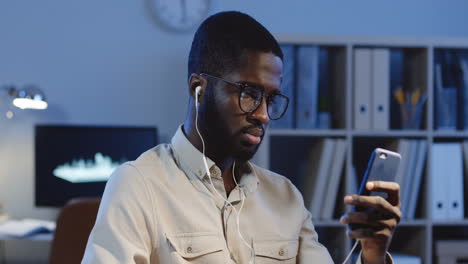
[239,81,281,95]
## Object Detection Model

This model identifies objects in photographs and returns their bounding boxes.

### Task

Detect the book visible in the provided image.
[321,139,346,219]
[300,139,326,209]
[394,139,411,201]
[406,140,427,219]
[296,45,320,129]
[371,48,390,130]
[462,141,468,217]
[353,48,372,130]
[271,45,295,129]
[435,53,458,130]
[401,140,419,218]
[459,52,468,130]
[441,51,464,130]
[301,138,336,219]
[446,143,464,219]
[347,166,358,213]
[431,143,457,220]
[390,49,404,129]
[392,253,422,264]
[317,47,331,129]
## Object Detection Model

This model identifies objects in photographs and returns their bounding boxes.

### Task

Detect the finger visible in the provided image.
[347,227,393,241]
[366,181,400,206]
[344,195,402,222]
[340,212,398,229]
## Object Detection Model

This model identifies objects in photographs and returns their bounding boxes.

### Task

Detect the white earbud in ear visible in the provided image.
[195,86,202,107]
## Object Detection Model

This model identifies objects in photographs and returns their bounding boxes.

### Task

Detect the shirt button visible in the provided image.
[209,167,218,176]
[187,246,192,253]
[279,249,285,256]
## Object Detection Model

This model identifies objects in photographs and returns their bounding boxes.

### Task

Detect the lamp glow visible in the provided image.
[13,98,48,110]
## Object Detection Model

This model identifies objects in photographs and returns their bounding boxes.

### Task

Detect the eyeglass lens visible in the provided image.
[239,87,288,120]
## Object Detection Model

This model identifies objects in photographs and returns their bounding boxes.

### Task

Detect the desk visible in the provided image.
[436,240,468,264]
[0,233,53,264]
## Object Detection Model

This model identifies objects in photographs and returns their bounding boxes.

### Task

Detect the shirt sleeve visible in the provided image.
[81,163,156,264]
[297,208,335,263]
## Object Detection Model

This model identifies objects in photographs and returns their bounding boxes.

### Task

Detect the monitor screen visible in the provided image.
[35,125,158,207]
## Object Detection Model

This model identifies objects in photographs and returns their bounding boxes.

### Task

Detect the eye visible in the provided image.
[242,87,261,101]
[267,93,280,104]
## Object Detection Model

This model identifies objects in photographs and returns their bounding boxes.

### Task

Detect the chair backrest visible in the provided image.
[49,197,101,264]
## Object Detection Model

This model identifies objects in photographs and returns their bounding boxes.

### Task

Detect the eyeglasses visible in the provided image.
[200,73,289,120]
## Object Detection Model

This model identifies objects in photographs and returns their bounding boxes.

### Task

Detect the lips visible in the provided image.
[243,127,264,145]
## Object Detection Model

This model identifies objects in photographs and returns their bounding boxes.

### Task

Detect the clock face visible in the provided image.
[152,0,212,32]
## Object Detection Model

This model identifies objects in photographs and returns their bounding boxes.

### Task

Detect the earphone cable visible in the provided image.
[342,239,360,264]
[194,92,254,259]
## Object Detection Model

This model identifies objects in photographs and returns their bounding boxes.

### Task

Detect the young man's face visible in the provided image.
[200,51,283,161]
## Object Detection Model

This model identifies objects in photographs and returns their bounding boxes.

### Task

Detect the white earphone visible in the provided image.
[193,83,255,263]
[195,85,202,101]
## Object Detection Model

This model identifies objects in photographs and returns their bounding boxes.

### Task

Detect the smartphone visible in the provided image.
[350,148,401,229]
[356,148,401,198]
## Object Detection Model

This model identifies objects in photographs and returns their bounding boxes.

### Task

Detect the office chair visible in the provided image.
[49,197,101,264]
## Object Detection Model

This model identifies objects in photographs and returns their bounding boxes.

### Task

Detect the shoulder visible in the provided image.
[106,143,175,187]
[130,143,174,169]
[123,143,175,175]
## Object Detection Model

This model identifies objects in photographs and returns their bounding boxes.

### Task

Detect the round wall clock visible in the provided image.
[151,0,212,32]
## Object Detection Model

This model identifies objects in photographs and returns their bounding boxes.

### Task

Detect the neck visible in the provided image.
[183,119,241,195]
[183,119,236,174]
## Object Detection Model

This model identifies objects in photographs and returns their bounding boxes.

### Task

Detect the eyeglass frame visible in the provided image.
[199,73,289,120]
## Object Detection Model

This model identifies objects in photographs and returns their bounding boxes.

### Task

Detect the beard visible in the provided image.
[197,91,260,163]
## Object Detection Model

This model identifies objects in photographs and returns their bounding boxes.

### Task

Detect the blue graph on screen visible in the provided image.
[53,153,126,183]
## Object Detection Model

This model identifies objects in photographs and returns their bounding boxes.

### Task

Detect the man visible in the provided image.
[82,11,401,263]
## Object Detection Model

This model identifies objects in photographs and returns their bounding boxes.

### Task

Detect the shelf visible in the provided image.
[276,34,468,48]
[268,129,468,139]
[432,219,468,226]
[269,36,468,264]
[313,220,345,227]
[352,130,428,138]
[314,220,428,227]
[268,129,432,138]
[268,129,347,137]
[433,131,468,138]
[399,219,428,226]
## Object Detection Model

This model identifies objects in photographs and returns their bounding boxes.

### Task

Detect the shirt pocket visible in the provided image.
[254,239,299,264]
[166,232,226,264]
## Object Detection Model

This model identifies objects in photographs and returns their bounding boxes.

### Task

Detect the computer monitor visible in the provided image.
[35,125,158,207]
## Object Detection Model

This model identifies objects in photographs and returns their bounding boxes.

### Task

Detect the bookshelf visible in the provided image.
[251,35,468,263]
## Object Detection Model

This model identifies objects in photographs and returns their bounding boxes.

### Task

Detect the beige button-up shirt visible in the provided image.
[82,126,357,263]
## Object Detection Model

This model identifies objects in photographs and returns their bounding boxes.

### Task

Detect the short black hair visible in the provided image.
[188,11,283,79]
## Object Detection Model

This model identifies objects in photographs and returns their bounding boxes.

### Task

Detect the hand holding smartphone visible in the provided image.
[350,148,401,230]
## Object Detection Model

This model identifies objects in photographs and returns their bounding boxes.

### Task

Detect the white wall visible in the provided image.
[0,0,467,262]
[225,0,468,37]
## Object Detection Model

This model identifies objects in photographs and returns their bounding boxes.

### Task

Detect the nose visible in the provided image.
[250,97,270,124]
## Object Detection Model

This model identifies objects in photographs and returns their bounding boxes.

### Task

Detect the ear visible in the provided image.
[188,73,207,104]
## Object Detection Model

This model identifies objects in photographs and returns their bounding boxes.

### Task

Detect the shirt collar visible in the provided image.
[171,125,216,181]
[171,125,259,195]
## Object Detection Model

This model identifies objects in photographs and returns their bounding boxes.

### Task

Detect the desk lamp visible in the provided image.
[1,85,48,118]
